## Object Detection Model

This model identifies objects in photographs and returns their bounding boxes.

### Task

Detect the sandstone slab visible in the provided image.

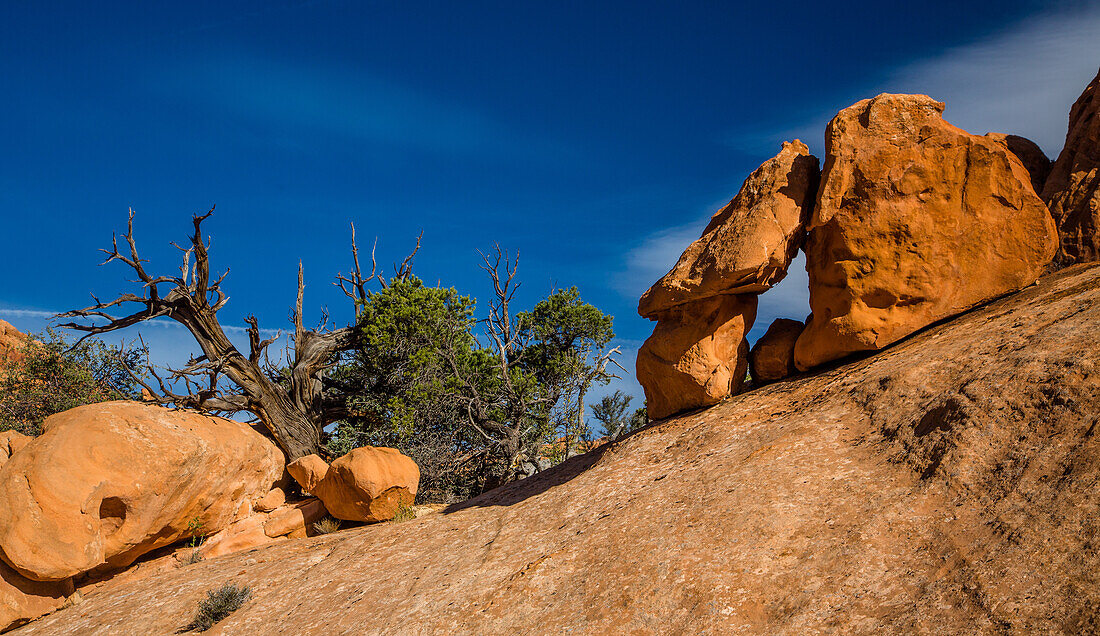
[636,293,757,419]
[1042,67,1100,265]
[638,141,819,317]
[0,560,72,633]
[0,401,284,581]
[794,93,1057,370]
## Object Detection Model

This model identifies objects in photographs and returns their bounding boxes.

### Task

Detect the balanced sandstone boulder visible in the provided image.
[0,560,73,633]
[986,133,1051,195]
[638,141,819,317]
[288,447,419,523]
[636,294,757,420]
[1042,66,1100,265]
[794,94,1057,371]
[0,431,30,470]
[0,401,284,581]
[749,318,804,385]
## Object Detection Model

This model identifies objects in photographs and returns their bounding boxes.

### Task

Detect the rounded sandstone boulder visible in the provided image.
[0,430,30,470]
[749,318,804,385]
[288,447,419,523]
[0,401,284,581]
[794,93,1057,371]
[636,293,757,420]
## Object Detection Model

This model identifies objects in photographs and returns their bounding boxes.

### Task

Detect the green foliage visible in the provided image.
[187,582,251,632]
[185,518,207,548]
[390,502,415,523]
[326,276,621,502]
[0,328,145,436]
[591,390,634,440]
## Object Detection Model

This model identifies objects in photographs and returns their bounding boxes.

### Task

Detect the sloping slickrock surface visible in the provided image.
[638,140,818,318]
[795,93,1057,370]
[1042,66,1100,265]
[17,264,1100,635]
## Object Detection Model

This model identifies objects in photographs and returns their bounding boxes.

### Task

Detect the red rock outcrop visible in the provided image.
[986,133,1051,194]
[794,93,1057,371]
[0,432,30,471]
[748,318,803,384]
[16,264,1100,635]
[0,321,28,367]
[0,402,284,582]
[638,141,819,317]
[198,498,328,559]
[636,293,756,420]
[0,560,72,633]
[1042,67,1100,264]
[287,447,419,523]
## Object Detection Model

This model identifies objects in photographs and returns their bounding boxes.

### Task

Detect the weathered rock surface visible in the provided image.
[0,402,284,581]
[638,141,819,317]
[749,318,803,384]
[0,561,72,633]
[199,498,328,560]
[636,293,757,419]
[0,432,30,470]
[16,264,1100,635]
[1042,67,1100,265]
[986,132,1051,194]
[287,447,419,523]
[795,93,1058,371]
[0,321,28,366]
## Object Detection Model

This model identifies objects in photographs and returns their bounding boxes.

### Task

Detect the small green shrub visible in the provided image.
[187,582,251,632]
[391,502,415,523]
[312,516,341,535]
[182,549,204,566]
[186,518,206,548]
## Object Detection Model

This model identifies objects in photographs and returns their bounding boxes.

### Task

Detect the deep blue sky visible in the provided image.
[2,1,1099,412]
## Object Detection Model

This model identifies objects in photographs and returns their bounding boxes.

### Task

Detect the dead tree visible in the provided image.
[58,207,417,461]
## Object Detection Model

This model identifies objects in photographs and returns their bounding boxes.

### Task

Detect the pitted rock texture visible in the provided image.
[794,93,1057,371]
[636,293,757,419]
[749,318,804,384]
[638,141,818,318]
[0,402,284,582]
[288,447,419,523]
[1042,66,1100,265]
[14,264,1100,635]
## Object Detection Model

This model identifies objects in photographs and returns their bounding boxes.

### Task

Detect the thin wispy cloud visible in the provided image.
[730,3,1100,157]
[170,54,571,161]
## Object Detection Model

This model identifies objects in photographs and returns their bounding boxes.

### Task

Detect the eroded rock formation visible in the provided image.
[0,401,284,582]
[287,447,420,523]
[986,132,1051,194]
[638,140,819,316]
[636,293,757,420]
[18,264,1100,635]
[794,93,1057,370]
[636,141,817,418]
[0,432,29,471]
[0,560,72,633]
[749,318,803,384]
[1043,66,1100,265]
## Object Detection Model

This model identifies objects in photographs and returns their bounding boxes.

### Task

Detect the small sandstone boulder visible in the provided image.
[288,447,420,523]
[0,320,29,366]
[636,294,757,420]
[1,560,73,633]
[749,318,804,384]
[0,430,30,470]
[986,133,1051,194]
[1042,66,1100,265]
[794,94,1057,371]
[638,141,819,317]
[0,401,284,581]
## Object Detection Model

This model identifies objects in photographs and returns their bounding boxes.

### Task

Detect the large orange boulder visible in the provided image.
[0,320,28,367]
[0,560,73,633]
[0,401,284,581]
[638,141,819,317]
[1042,67,1100,265]
[636,294,757,420]
[749,318,804,385]
[794,94,1057,371]
[986,133,1051,195]
[287,447,419,523]
[0,431,30,470]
